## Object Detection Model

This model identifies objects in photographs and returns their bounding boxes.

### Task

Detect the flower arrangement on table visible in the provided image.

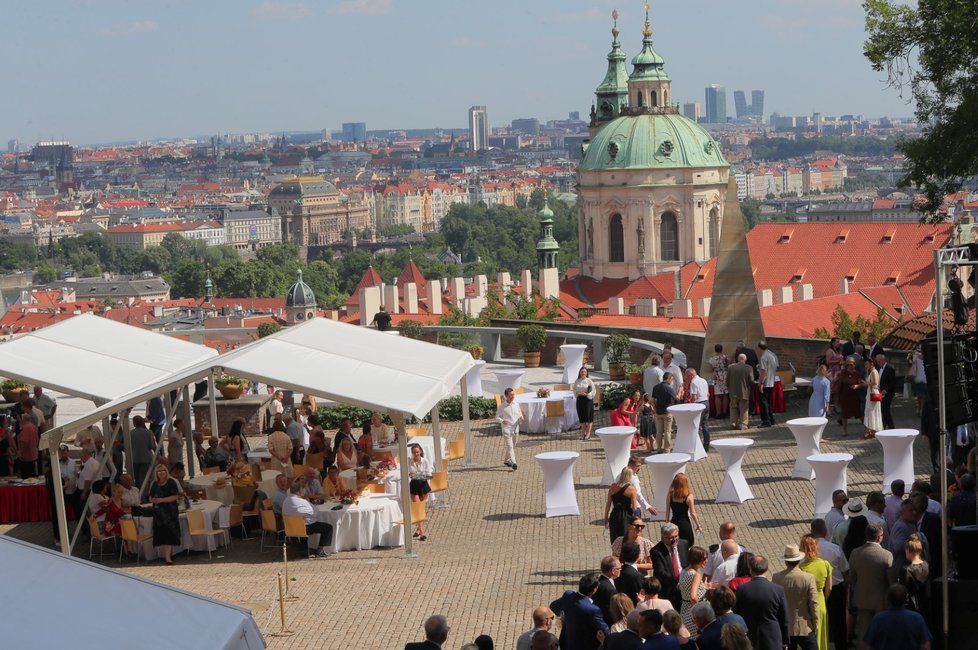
[225,461,254,487]
[377,457,398,472]
[536,387,551,398]
[337,489,359,506]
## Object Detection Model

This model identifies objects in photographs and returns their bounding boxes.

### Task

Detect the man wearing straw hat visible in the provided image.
[773,544,820,650]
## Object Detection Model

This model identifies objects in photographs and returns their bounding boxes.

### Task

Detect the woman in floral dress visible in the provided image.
[708,344,729,418]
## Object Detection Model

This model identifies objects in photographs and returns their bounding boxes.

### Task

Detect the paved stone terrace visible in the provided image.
[2,383,934,649]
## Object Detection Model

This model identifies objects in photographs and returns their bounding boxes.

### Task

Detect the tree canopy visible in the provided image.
[864,0,978,217]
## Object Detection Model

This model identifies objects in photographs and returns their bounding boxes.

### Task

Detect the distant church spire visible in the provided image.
[591,9,629,129]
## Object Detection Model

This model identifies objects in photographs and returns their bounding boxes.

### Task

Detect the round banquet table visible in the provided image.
[375,436,446,464]
[669,403,707,461]
[314,493,404,552]
[875,429,919,492]
[711,438,755,504]
[644,454,690,522]
[465,359,486,397]
[535,451,580,517]
[339,467,401,496]
[596,426,636,485]
[494,369,525,392]
[0,483,50,523]
[560,344,588,384]
[246,449,271,462]
[786,417,827,480]
[134,498,228,560]
[186,469,280,506]
[514,390,579,434]
[807,453,853,518]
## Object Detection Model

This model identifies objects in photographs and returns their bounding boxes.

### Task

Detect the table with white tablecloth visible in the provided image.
[375,436,447,463]
[535,451,580,517]
[339,467,401,496]
[314,494,404,552]
[514,390,579,434]
[186,470,280,506]
[133,499,228,560]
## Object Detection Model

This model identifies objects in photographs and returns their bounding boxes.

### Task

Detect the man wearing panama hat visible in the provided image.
[831,497,867,547]
[773,544,820,650]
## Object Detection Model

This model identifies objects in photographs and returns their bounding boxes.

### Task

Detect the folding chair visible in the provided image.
[428,470,450,510]
[227,503,251,541]
[186,508,229,560]
[202,466,221,475]
[282,514,310,557]
[87,516,117,560]
[118,518,152,564]
[406,427,426,438]
[259,509,283,552]
[545,399,566,434]
[553,383,571,391]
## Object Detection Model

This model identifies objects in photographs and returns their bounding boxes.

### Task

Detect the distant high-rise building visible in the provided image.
[682,102,701,122]
[321,128,332,141]
[568,111,580,121]
[734,90,765,120]
[733,91,748,119]
[469,105,489,151]
[751,90,765,119]
[31,141,72,166]
[705,85,727,124]
[341,122,366,143]
[7,139,18,153]
[511,118,540,135]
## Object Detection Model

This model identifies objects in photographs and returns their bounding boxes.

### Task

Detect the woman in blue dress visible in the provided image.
[809,364,832,417]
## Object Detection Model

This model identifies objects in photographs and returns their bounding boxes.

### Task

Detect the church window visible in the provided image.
[609,214,625,262]
[660,212,678,261]
[651,91,657,107]
[637,93,644,108]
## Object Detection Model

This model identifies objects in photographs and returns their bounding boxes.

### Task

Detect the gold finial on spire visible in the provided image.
[611,9,619,39]
[643,0,652,38]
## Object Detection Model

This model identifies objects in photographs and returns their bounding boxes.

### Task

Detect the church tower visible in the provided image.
[535,202,560,270]
[284,269,317,326]
[590,10,629,136]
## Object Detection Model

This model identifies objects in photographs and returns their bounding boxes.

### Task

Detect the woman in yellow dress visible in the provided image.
[799,534,832,650]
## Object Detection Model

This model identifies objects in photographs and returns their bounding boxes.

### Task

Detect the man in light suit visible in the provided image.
[549,573,609,650]
[649,523,689,610]
[404,614,449,650]
[772,544,820,650]
[849,523,893,650]
[733,555,789,650]
[875,354,896,430]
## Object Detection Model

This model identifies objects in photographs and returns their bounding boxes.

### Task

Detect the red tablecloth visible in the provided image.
[708,382,785,418]
[0,484,51,523]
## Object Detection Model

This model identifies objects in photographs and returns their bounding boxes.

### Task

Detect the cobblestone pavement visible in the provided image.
[2,387,935,649]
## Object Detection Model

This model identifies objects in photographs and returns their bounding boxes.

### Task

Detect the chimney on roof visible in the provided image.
[404,282,418,314]
[840,278,850,294]
[521,269,533,297]
[635,298,657,316]
[674,271,682,300]
[757,289,773,308]
[775,287,793,304]
[673,300,693,318]
[798,284,814,301]
[608,297,625,316]
[497,271,512,296]
[697,297,712,317]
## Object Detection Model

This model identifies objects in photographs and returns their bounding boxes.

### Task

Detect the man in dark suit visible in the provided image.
[842,331,861,358]
[638,609,680,650]
[874,354,896,429]
[404,614,449,650]
[617,541,645,606]
[602,610,644,650]
[865,332,884,362]
[733,555,789,650]
[649,523,689,610]
[550,573,609,650]
[593,556,622,625]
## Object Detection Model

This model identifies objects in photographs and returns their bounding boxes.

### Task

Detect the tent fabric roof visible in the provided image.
[0,313,218,403]
[0,536,265,650]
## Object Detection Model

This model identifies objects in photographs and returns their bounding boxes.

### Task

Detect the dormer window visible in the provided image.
[882,229,896,242]
[791,268,807,282]
[844,269,858,282]
[924,233,935,242]
[835,229,849,243]
[778,229,793,243]
[884,272,900,285]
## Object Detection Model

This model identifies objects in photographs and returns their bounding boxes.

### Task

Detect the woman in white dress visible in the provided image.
[862,360,883,439]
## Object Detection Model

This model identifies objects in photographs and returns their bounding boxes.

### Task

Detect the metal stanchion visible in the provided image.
[282,543,298,600]
[268,572,294,637]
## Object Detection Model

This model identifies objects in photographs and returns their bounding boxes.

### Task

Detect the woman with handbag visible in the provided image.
[862,357,883,439]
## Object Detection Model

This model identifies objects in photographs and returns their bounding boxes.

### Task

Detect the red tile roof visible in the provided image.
[344,266,385,307]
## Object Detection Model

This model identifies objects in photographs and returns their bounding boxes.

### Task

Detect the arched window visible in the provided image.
[651,90,658,107]
[660,212,678,261]
[636,93,644,108]
[708,207,720,257]
[609,214,624,262]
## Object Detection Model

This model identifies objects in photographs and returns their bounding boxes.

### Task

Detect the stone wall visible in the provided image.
[192,394,271,439]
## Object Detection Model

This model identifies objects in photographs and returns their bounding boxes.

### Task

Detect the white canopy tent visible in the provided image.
[42,317,476,557]
[0,535,265,649]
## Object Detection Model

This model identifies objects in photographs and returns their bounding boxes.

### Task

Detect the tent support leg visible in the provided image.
[460,379,474,468]
[49,431,71,555]
[182,383,195,477]
[430,408,449,510]
[393,412,417,559]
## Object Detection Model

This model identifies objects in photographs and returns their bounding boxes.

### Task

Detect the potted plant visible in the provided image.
[467,344,484,360]
[606,333,631,380]
[214,375,249,400]
[1,379,29,404]
[626,364,644,385]
[516,324,548,368]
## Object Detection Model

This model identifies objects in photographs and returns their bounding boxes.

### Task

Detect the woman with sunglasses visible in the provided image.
[611,516,655,574]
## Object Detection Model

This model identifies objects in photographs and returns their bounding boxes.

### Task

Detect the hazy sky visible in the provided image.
[1,0,915,146]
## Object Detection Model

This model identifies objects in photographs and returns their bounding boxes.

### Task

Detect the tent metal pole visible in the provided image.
[933,250,949,647]
[122,411,134,477]
[48,431,71,555]
[208,370,219,441]
[182,383,195,477]
[431,407,444,472]
[101,417,116,483]
[393,412,415,558]
[460,378,473,467]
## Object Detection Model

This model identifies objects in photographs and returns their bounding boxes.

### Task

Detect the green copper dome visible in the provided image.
[579,113,728,171]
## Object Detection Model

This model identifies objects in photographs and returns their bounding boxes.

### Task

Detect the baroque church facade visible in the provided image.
[577,8,730,281]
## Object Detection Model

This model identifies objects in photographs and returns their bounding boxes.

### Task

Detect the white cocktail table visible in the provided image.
[560,344,588,384]
[712,438,755,504]
[669,403,707,461]
[875,429,919,492]
[465,359,486,397]
[494,369,525,393]
[808,452,853,518]
[786,417,827,480]
[596,426,637,485]
[644,453,690,522]
[535,451,580,517]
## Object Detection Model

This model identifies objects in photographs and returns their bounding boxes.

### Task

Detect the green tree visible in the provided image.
[864,0,978,217]
[257,322,282,338]
[33,261,57,284]
[167,259,207,298]
[813,305,899,340]
[740,198,761,230]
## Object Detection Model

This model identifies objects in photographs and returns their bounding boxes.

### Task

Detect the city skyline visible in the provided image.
[1,0,916,145]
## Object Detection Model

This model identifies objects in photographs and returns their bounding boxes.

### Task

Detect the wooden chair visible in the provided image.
[428,470,449,509]
[259,461,272,471]
[406,427,426,438]
[227,503,250,541]
[87,516,117,560]
[282,514,309,556]
[304,453,325,475]
[372,449,395,461]
[513,387,525,395]
[249,463,265,481]
[545,399,566,434]
[494,394,502,407]
[202,466,221,475]
[232,485,257,507]
[554,383,572,391]
[118,518,152,564]
[396,500,427,530]
[292,464,308,478]
[262,498,272,510]
[361,482,386,494]
[259,509,283,552]
[447,438,465,462]
[186,508,229,560]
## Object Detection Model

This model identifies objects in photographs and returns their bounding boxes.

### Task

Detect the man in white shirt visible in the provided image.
[824,490,848,538]
[516,607,555,650]
[757,340,779,427]
[811,518,849,650]
[661,352,683,390]
[495,388,524,471]
[627,456,658,518]
[685,368,712,451]
[704,521,748,580]
[58,445,80,517]
[281,482,333,557]
[642,356,665,398]
[76,448,100,498]
[119,473,141,509]
[33,386,57,429]
[711,539,741,586]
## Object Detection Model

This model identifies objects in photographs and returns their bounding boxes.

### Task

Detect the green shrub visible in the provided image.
[516,324,547,352]
[315,404,375,429]
[606,333,631,363]
[316,396,494,429]
[214,375,248,387]
[598,381,642,410]
[397,320,424,340]
[257,323,282,338]
[0,379,29,391]
[427,396,497,421]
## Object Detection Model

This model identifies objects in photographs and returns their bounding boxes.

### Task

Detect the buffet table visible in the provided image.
[0,482,50,524]
[314,493,404,552]
[514,390,579,434]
